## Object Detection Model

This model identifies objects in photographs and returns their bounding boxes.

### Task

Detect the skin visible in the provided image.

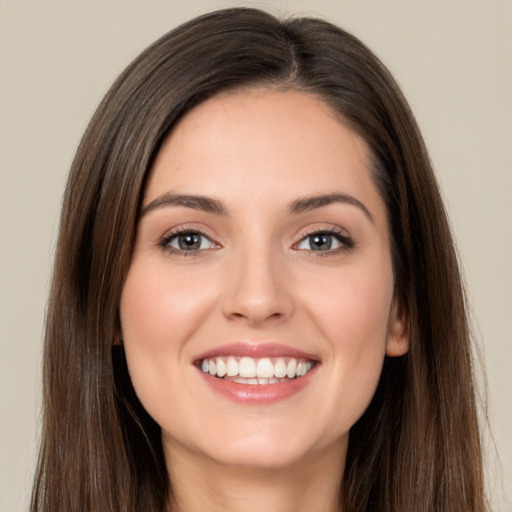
[120,88,409,512]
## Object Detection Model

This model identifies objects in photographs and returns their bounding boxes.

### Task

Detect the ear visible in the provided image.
[385,296,409,357]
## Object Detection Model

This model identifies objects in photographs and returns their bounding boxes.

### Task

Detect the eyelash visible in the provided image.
[159,227,354,257]
[159,227,218,257]
[294,228,354,256]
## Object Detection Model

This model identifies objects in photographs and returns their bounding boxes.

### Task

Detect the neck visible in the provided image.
[165,442,345,512]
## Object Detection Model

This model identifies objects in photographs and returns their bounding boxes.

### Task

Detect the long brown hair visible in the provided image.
[31,7,486,511]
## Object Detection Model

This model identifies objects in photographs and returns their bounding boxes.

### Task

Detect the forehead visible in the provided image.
[145,88,380,215]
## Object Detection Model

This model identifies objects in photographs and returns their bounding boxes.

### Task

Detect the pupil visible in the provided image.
[311,234,331,250]
[178,233,200,250]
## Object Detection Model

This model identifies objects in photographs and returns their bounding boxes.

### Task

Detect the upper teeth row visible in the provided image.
[200,356,313,379]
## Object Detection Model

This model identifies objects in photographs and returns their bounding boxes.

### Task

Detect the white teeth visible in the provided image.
[256,358,274,378]
[226,356,238,376]
[286,359,297,379]
[274,358,287,378]
[199,355,315,382]
[216,357,226,377]
[239,357,256,378]
[296,361,306,377]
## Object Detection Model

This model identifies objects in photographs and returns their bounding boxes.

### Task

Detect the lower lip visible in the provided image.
[197,366,318,404]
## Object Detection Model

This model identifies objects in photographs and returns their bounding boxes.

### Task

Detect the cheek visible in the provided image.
[302,262,393,425]
[306,260,393,346]
[118,261,218,413]
[120,261,215,349]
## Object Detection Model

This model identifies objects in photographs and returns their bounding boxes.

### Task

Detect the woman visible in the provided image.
[31,7,487,512]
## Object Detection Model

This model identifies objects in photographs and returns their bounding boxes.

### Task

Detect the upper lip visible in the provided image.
[193,342,320,363]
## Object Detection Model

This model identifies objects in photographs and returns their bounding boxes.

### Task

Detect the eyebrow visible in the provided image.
[287,193,374,222]
[141,192,228,216]
[141,191,373,222]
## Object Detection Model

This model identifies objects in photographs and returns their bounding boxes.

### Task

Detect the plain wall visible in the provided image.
[1,1,510,510]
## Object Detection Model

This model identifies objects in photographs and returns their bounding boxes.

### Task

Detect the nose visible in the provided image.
[222,248,294,326]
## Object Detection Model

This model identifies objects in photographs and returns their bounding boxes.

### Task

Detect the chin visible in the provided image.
[181,421,341,471]
[213,441,303,469]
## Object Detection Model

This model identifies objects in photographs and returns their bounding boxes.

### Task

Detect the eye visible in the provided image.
[161,230,217,252]
[295,231,353,252]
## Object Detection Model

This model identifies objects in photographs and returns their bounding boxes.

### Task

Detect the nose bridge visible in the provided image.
[223,238,293,325]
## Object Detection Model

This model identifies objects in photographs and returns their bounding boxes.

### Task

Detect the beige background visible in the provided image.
[1,1,510,510]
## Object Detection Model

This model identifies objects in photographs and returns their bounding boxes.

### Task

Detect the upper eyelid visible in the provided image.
[294,224,352,241]
[159,226,218,249]
[160,224,216,240]
[299,226,347,236]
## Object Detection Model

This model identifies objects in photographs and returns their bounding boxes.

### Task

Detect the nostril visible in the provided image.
[268,312,284,320]
[228,310,285,325]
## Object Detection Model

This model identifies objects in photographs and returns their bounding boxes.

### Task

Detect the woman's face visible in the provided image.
[120,89,408,470]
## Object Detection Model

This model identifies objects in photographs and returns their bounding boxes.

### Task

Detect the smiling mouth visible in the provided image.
[198,356,316,385]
